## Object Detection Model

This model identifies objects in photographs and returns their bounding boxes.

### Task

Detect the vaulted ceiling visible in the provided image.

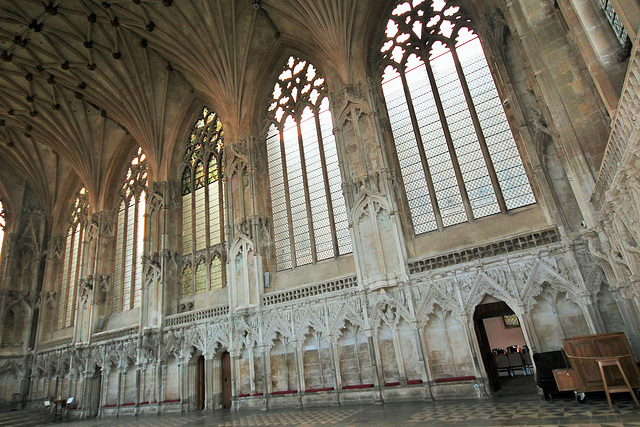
[0,0,383,217]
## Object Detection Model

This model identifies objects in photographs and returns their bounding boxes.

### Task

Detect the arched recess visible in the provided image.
[336,321,375,388]
[420,304,475,382]
[586,266,625,334]
[301,329,335,392]
[269,333,297,393]
[528,282,590,352]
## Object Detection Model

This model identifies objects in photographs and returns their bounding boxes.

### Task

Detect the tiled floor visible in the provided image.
[52,396,640,426]
[5,377,640,426]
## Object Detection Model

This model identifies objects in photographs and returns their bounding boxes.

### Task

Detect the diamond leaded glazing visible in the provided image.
[380,0,535,234]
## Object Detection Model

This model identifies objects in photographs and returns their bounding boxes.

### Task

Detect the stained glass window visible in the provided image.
[113,148,147,313]
[181,107,225,298]
[266,56,351,271]
[57,187,88,329]
[380,0,535,234]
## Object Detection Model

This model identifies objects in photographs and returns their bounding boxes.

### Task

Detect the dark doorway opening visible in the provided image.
[89,366,102,417]
[474,300,536,396]
[196,355,205,410]
[221,351,231,409]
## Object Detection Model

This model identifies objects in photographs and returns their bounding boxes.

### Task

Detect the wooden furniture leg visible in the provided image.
[597,358,640,409]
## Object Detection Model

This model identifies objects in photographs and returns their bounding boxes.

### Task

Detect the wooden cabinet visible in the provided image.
[562,332,640,392]
[553,368,577,392]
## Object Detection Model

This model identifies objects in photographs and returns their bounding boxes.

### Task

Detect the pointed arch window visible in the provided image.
[113,148,147,313]
[181,107,225,298]
[380,0,535,235]
[266,56,351,271]
[57,187,89,329]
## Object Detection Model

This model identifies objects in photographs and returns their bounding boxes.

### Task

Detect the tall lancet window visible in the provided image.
[57,187,89,329]
[181,107,225,298]
[266,56,351,271]
[380,0,535,234]
[113,148,147,312]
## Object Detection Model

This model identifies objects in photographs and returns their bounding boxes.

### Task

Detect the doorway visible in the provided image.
[474,300,536,395]
[89,367,101,417]
[196,355,205,410]
[221,351,231,409]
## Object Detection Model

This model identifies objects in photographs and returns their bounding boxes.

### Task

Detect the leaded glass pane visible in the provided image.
[182,194,192,255]
[267,125,292,271]
[208,181,221,245]
[600,0,628,44]
[380,0,535,234]
[319,100,351,254]
[123,197,135,310]
[267,57,352,270]
[194,186,207,251]
[457,37,535,210]
[133,191,145,308]
[182,107,226,290]
[182,265,192,297]
[210,257,223,290]
[195,260,207,294]
[58,229,73,329]
[113,201,125,313]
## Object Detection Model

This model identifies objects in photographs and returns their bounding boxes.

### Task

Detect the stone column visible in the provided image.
[329,335,342,399]
[204,356,214,411]
[366,333,384,403]
[100,367,110,417]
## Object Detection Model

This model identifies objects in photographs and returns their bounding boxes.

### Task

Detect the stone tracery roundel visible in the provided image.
[381,0,473,67]
[268,56,328,126]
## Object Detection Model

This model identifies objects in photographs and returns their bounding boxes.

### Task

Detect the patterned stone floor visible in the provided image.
[24,396,638,426]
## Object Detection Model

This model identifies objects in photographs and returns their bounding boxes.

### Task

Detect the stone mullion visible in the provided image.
[249,347,256,395]
[417,327,435,386]
[391,325,407,384]
[450,46,507,214]
[329,338,341,394]
[398,71,444,231]
[440,314,458,378]
[314,113,339,257]
[296,121,318,264]
[278,128,297,268]
[317,335,325,387]
[353,329,362,384]
[422,55,474,222]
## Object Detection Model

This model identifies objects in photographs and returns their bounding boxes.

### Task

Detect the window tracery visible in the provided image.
[181,107,225,298]
[266,56,351,271]
[380,0,535,234]
[113,148,147,313]
[57,187,88,329]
